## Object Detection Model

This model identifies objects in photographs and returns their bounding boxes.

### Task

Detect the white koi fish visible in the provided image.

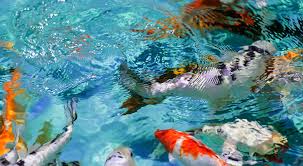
[119,40,277,114]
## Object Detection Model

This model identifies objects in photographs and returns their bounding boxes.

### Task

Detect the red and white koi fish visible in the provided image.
[154,129,227,166]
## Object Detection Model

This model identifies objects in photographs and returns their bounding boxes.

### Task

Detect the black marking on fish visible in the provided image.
[231,74,237,81]
[243,58,250,67]
[50,133,62,144]
[248,45,270,55]
[217,62,226,70]
[230,58,240,72]
[215,75,224,85]
[247,51,255,58]
[16,160,25,166]
[29,151,36,155]
[70,161,80,166]
[0,158,10,166]
[259,58,275,80]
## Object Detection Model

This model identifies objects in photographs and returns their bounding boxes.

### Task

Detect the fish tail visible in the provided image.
[64,98,78,125]
[120,94,163,115]
[119,63,151,96]
[119,63,162,115]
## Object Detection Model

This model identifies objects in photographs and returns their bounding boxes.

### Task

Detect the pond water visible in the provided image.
[0,0,303,165]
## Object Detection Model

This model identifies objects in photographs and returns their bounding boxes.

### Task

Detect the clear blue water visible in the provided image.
[0,0,303,165]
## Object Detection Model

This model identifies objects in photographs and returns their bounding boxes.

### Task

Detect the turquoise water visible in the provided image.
[0,0,303,165]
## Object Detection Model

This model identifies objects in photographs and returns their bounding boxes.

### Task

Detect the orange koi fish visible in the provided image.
[132,0,261,41]
[0,69,27,156]
[182,0,259,39]
[155,129,227,166]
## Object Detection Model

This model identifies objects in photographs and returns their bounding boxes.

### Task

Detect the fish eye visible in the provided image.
[130,151,133,157]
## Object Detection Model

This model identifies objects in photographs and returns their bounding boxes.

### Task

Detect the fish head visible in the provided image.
[104,147,136,166]
[154,129,184,153]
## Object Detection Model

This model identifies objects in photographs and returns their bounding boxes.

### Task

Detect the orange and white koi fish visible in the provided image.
[155,129,227,166]
[0,69,27,156]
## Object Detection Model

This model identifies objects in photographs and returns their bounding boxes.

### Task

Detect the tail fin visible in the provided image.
[119,63,151,97]
[120,93,147,115]
[64,97,78,125]
[119,63,163,115]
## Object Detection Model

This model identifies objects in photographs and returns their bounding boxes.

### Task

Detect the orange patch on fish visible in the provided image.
[146,29,155,35]
[154,129,179,153]
[3,70,24,122]
[0,69,27,155]
[185,0,221,12]
[281,50,301,61]
[239,11,255,26]
[180,136,218,159]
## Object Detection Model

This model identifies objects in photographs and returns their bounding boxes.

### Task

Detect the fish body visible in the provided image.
[120,41,277,113]
[151,41,275,99]
[155,129,227,166]
[193,119,288,163]
[0,69,27,156]
[104,147,136,166]
[14,125,74,166]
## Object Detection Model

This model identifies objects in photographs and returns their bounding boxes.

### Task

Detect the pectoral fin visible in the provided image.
[168,153,177,164]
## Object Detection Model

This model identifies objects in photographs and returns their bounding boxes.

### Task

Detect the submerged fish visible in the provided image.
[155,129,227,166]
[0,98,78,166]
[104,147,136,166]
[119,40,280,114]
[188,119,288,164]
[0,69,28,156]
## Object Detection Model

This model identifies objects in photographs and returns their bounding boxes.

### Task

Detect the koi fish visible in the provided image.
[154,129,227,166]
[0,98,78,166]
[189,119,288,164]
[104,147,136,166]
[119,40,278,114]
[180,0,263,40]
[0,69,27,156]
